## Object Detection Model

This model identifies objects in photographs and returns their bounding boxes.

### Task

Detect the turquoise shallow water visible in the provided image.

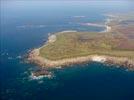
[1,1,134,100]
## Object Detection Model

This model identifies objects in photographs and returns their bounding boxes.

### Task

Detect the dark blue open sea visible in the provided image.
[1,1,134,100]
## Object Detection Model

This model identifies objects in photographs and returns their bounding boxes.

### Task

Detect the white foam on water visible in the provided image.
[29,72,54,80]
[16,55,22,59]
[56,66,62,69]
[91,56,106,62]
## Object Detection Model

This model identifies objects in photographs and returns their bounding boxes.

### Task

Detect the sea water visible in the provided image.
[1,1,134,100]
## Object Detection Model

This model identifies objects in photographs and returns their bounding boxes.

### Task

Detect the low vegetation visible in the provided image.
[39,15,134,60]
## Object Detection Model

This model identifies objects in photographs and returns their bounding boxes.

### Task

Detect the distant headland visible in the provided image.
[28,13,134,71]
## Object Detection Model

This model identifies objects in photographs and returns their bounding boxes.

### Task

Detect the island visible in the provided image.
[28,13,134,70]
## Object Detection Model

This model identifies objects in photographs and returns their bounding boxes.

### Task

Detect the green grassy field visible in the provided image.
[39,31,134,60]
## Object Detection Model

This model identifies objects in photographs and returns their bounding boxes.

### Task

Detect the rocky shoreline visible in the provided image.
[28,48,134,70]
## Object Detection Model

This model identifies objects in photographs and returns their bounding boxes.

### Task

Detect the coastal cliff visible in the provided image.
[28,48,134,70]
